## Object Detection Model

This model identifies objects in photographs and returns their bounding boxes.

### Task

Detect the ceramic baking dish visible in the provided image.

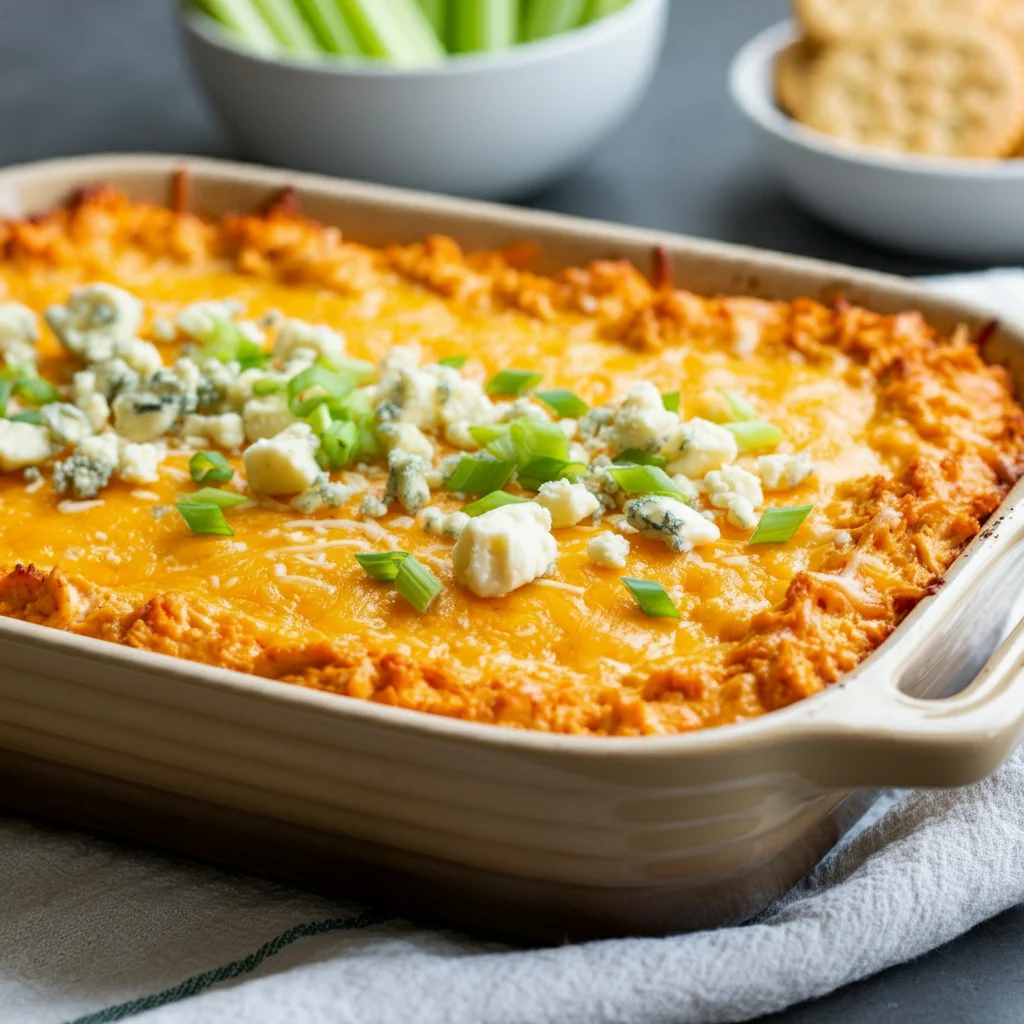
[1,154,1024,941]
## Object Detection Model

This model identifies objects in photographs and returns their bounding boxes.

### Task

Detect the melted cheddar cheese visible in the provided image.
[0,186,1020,736]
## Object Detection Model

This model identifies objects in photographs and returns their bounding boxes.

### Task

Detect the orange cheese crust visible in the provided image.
[0,185,1022,736]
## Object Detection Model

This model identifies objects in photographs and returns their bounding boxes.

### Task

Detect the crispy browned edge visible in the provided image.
[0,177,1022,736]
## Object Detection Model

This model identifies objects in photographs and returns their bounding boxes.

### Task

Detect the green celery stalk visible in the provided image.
[450,0,517,52]
[251,0,321,54]
[415,0,449,46]
[191,0,281,55]
[581,0,632,23]
[522,0,587,40]
[294,0,364,54]
[336,0,446,65]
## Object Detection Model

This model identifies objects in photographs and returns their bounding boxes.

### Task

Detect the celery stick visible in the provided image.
[582,0,632,22]
[191,0,281,55]
[450,0,518,52]
[251,0,321,54]
[293,0,363,54]
[522,0,588,40]
[336,0,446,65]
[416,0,448,45]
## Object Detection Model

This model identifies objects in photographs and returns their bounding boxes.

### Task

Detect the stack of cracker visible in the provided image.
[778,0,1024,158]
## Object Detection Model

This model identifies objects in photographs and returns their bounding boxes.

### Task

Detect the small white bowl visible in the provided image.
[182,0,669,201]
[730,21,1024,263]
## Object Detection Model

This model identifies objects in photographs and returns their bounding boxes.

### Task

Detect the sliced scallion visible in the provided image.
[462,491,530,517]
[177,487,249,509]
[621,577,680,619]
[534,388,589,418]
[14,375,59,406]
[725,420,783,452]
[200,318,268,370]
[749,505,814,545]
[486,368,543,396]
[718,388,757,422]
[319,419,359,469]
[354,550,409,581]
[395,554,443,613]
[323,356,376,384]
[437,354,468,369]
[192,0,281,55]
[662,390,680,414]
[305,402,334,437]
[509,419,569,463]
[613,449,667,468]
[444,456,517,494]
[8,410,42,425]
[252,377,283,397]
[176,502,234,537]
[189,450,233,485]
[517,457,575,492]
[287,364,357,416]
[606,465,685,497]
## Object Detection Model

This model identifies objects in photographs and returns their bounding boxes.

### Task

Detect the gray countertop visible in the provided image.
[1,0,1022,1020]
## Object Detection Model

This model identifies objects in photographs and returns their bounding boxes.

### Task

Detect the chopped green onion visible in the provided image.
[725,420,783,452]
[444,456,516,494]
[175,502,234,537]
[189,450,234,484]
[14,375,58,407]
[469,423,508,448]
[437,354,467,369]
[287,364,357,416]
[662,390,680,414]
[718,388,757,422]
[305,402,334,437]
[323,356,376,384]
[486,369,543,396]
[462,491,530,517]
[319,419,360,469]
[293,0,363,55]
[606,465,685,497]
[8,410,42,425]
[517,457,574,492]
[192,0,281,55]
[613,450,667,468]
[354,550,409,581]
[522,0,589,40]
[252,377,283,396]
[510,419,569,463]
[749,505,814,545]
[336,0,446,65]
[178,487,249,508]
[200,318,268,370]
[395,554,443,613]
[534,388,589,418]
[620,577,680,619]
[0,380,11,415]
[451,0,518,52]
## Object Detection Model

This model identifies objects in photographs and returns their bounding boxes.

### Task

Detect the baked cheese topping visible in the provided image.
[0,185,1020,736]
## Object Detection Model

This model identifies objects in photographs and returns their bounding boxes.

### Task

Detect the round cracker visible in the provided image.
[775,39,821,119]
[801,23,1024,159]
[794,0,1002,42]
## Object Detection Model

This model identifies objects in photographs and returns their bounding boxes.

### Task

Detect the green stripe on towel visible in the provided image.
[66,910,391,1024]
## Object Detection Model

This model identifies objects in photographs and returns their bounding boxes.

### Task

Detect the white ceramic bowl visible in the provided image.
[181,0,668,201]
[730,21,1024,263]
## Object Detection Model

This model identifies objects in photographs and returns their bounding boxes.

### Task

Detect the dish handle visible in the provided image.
[793,614,1024,788]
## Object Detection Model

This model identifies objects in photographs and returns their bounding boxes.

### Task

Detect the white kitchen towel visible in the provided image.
[1,269,1023,1024]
